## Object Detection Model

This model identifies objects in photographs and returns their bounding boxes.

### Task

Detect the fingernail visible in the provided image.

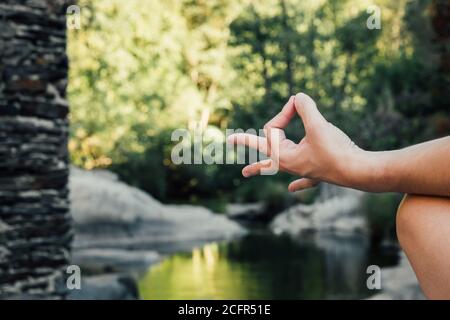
[242,170,249,177]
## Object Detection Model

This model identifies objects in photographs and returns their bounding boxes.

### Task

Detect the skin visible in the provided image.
[227,92,450,299]
[397,194,450,299]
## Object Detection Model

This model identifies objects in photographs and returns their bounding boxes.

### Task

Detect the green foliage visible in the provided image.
[68,0,447,205]
[363,193,403,246]
[68,0,240,169]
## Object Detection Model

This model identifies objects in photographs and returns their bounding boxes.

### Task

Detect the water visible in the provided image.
[139,231,399,299]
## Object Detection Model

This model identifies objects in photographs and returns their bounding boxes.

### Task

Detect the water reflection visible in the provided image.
[314,233,369,298]
[139,232,398,299]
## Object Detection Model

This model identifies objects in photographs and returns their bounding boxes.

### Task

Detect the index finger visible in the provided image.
[227,133,269,155]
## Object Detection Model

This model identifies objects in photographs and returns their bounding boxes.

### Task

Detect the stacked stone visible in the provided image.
[0,0,73,298]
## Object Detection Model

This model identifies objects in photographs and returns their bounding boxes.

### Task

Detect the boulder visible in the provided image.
[69,167,246,253]
[271,184,366,236]
[71,249,160,273]
[226,203,265,220]
[67,274,138,300]
[69,167,165,227]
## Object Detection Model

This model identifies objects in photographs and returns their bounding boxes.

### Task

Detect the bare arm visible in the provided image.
[352,137,450,196]
[227,93,450,197]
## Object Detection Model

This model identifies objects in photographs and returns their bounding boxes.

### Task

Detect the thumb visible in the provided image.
[294,93,326,130]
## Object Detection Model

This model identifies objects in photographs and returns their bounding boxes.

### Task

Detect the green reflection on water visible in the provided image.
[139,233,397,300]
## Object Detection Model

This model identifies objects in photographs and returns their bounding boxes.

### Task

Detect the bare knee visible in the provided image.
[396,194,425,249]
[396,194,449,248]
[396,194,450,299]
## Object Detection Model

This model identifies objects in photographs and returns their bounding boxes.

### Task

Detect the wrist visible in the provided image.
[344,149,395,192]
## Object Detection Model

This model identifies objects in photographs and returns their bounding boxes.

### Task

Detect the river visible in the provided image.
[138,229,399,299]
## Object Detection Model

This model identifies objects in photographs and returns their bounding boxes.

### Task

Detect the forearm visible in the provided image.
[347,137,450,196]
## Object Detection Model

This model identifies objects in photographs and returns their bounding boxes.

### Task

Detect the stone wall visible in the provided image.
[0,0,73,298]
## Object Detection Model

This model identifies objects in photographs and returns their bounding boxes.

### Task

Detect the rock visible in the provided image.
[67,274,138,300]
[71,249,160,273]
[271,184,366,236]
[70,167,246,253]
[69,167,165,227]
[162,204,247,245]
[368,252,425,300]
[226,203,267,222]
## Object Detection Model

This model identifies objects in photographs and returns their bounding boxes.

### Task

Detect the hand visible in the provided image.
[227,93,366,192]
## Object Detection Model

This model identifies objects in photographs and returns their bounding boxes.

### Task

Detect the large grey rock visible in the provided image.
[368,252,425,300]
[69,167,165,227]
[67,274,138,300]
[69,167,246,253]
[271,184,366,236]
[226,203,266,221]
[71,249,160,273]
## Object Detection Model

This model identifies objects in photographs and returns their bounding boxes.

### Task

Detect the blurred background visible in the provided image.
[64,0,449,300]
[68,0,449,205]
[1,0,448,300]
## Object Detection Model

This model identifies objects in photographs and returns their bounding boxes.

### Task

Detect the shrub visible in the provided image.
[363,192,403,246]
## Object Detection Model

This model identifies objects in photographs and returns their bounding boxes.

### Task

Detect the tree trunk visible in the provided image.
[0,0,72,298]
[251,6,272,102]
[431,0,450,117]
[280,0,294,95]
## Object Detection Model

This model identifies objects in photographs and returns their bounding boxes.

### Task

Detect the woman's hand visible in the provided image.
[228,92,450,196]
[227,93,369,192]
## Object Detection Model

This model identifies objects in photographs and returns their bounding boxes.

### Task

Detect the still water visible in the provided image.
[139,231,398,299]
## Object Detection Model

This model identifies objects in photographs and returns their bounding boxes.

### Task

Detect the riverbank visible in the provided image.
[68,167,246,299]
[68,168,423,300]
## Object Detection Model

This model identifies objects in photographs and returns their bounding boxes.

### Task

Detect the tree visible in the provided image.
[68,0,447,204]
